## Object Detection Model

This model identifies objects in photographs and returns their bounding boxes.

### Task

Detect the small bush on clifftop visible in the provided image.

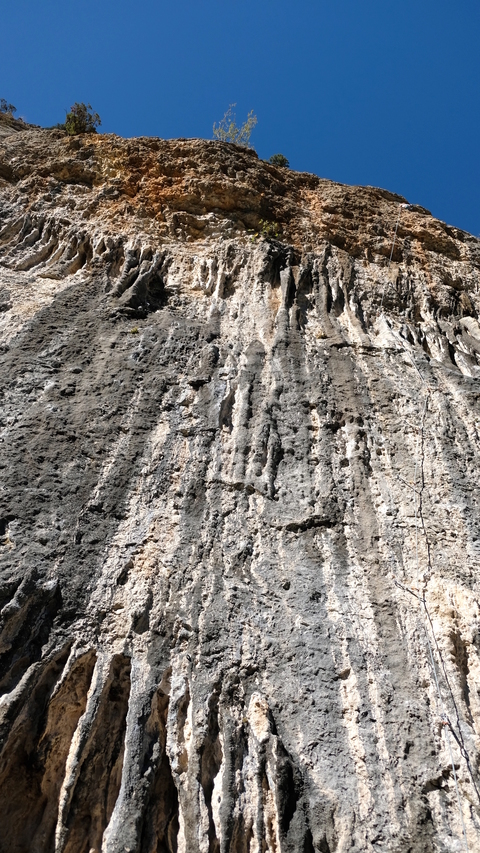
[268,154,289,168]
[0,99,17,116]
[64,102,101,135]
[213,104,257,148]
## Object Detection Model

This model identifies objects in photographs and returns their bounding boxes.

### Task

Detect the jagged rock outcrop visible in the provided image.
[1,113,480,853]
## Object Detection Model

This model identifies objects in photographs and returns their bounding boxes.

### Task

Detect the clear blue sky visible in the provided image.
[2,0,479,235]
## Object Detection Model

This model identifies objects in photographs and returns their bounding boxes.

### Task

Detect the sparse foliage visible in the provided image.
[250,219,281,241]
[213,104,257,148]
[64,102,101,135]
[268,153,289,168]
[0,99,17,116]
[259,218,280,239]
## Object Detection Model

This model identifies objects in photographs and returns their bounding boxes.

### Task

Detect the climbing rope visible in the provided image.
[422,602,469,850]
[379,204,405,311]
[379,204,475,852]
[410,397,469,850]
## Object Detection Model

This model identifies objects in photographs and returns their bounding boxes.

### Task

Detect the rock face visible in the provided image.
[1,114,480,853]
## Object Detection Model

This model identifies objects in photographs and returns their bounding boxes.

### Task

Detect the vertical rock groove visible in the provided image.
[140,686,179,853]
[0,648,95,853]
[60,654,131,853]
[199,688,222,853]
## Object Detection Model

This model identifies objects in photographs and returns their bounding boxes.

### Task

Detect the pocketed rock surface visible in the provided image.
[1,114,480,853]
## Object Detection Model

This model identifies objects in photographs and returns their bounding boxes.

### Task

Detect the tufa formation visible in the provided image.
[1,113,480,852]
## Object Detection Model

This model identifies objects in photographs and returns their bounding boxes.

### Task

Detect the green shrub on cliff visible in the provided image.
[259,219,280,238]
[0,99,17,116]
[213,104,257,148]
[64,102,101,135]
[268,153,289,168]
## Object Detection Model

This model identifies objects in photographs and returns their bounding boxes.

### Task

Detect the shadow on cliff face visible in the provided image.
[0,271,189,615]
[214,693,331,853]
[61,654,131,853]
[109,247,171,318]
[0,648,96,853]
[140,686,179,853]
[0,569,62,696]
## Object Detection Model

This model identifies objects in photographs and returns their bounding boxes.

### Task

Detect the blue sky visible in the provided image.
[2,0,479,235]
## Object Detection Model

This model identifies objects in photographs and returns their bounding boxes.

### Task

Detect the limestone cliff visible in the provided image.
[1,114,480,853]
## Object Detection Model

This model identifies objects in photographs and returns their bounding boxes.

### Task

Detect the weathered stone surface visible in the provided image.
[1,113,480,852]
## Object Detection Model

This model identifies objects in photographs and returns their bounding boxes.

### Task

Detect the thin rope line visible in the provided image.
[378,330,472,850]
[412,403,426,587]
[393,403,470,850]
[423,600,480,805]
[408,387,469,849]
[374,200,473,847]
[388,208,402,268]
[445,727,469,852]
[413,392,480,806]
[389,325,426,385]
[420,602,470,851]
[380,205,403,311]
